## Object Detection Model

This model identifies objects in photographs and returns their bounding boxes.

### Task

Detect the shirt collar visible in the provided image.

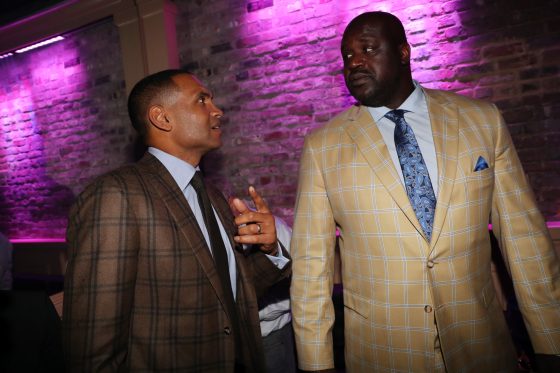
[148,147,199,191]
[367,80,426,122]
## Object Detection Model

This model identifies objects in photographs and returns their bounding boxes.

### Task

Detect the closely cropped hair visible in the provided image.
[345,11,408,47]
[127,69,189,138]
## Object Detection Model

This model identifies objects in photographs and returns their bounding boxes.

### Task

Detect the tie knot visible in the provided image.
[190,171,206,192]
[384,109,407,124]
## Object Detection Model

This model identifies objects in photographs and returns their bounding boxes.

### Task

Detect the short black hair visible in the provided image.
[127,69,189,138]
[344,11,408,47]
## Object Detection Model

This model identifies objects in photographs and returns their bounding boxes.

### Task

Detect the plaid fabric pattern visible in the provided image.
[63,153,290,372]
[290,88,560,372]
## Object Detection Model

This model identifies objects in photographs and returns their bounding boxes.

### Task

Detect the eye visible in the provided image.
[197,95,207,104]
[342,52,353,61]
[364,46,378,54]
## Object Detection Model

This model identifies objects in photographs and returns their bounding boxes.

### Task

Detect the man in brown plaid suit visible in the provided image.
[63,70,291,372]
[291,11,560,372]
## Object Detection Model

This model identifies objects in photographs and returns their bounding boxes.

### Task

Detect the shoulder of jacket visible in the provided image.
[305,105,358,140]
[424,87,496,111]
[79,162,145,197]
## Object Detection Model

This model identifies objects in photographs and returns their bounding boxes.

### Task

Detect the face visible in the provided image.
[164,74,224,165]
[341,20,410,108]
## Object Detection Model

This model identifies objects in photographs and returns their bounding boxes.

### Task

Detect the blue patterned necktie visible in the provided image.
[385,109,436,240]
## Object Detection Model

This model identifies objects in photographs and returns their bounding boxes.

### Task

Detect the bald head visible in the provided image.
[343,11,408,48]
[341,11,413,108]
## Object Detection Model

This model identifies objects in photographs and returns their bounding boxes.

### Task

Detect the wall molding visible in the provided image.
[0,0,179,93]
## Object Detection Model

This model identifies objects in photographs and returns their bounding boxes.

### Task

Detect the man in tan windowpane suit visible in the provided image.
[290,11,560,372]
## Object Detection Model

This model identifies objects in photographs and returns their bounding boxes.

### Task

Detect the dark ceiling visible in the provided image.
[0,0,66,28]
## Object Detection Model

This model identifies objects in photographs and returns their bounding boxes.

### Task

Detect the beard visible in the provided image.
[347,81,389,107]
[345,69,406,108]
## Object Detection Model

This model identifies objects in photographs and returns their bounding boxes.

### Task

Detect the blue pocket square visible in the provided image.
[474,156,489,171]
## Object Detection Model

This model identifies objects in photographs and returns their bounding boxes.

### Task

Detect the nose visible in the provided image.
[212,103,224,118]
[347,52,365,69]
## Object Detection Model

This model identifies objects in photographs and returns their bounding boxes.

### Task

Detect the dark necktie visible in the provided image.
[385,109,437,240]
[190,171,242,356]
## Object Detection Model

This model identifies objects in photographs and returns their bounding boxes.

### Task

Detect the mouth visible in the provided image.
[348,71,373,87]
[211,122,221,131]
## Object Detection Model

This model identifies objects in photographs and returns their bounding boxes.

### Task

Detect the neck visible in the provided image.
[386,79,415,109]
[149,142,203,167]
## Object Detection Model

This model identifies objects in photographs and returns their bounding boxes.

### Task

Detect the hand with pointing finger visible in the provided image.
[230,186,278,255]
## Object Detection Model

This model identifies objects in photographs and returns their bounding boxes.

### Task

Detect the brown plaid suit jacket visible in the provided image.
[291,88,560,372]
[63,152,290,372]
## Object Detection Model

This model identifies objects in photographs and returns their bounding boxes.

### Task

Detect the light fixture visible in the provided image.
[15,35,65,54]
[0,52,13,59]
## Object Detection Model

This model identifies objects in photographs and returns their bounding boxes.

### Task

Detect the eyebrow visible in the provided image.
[356,35,380,43]
[341,35,379,49]
[197,90,213,99]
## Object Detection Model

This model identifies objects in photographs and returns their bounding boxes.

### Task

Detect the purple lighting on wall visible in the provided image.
[238,0,469,91]
[0,33,85,239]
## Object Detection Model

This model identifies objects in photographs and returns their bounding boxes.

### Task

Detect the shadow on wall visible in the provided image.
[0,173,75,240]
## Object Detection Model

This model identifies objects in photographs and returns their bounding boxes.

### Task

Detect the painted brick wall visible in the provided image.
[0,19,133,238]
[176,0,560,224]
[0,0,559,239]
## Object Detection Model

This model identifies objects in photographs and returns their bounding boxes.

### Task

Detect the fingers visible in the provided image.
[248,186,270,213]
[236,220,272,237]
[228,196,240,216]
[234,216,275,245]
[233,186,270,226]
[234,231,276,246]
[231,197,250,216]
[233,185,278,251]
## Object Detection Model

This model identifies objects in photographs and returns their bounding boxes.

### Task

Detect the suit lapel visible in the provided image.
[138,153,229,304]
[344,105,425,237]
[424,89,459,250]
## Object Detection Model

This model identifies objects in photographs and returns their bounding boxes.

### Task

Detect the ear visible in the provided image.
[148,105,172,132]
[400,43,411,65]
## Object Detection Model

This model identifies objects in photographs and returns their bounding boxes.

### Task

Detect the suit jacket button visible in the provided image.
[424,305,433,313]
[224,326,231,335]
[427,260,435,268]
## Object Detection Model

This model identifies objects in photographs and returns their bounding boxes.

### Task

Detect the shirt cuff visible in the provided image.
[266,242,289,269]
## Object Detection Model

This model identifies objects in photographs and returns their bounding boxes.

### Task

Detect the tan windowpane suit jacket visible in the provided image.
[291,88,560,372]
[63,153,290,372]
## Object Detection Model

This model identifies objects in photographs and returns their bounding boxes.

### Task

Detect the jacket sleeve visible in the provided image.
[63,176,139,371]
[290,136,338,371]
[490,104,560,355]
[244,242,292,299]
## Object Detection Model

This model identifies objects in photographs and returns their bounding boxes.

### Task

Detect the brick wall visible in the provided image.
[176,0,560,224]
[0,0,559,239]
[0,19,133,238]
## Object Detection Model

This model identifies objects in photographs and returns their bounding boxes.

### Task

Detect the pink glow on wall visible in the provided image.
[239,0,471,91]
[0,18,132,240]
[230,0,476,139]
[205,0,475,195]
[10,238,66,244]
[0,34,86,239]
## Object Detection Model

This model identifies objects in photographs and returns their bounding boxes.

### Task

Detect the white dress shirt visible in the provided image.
[148,147,288,300]
[258,217,292,336]
[366,81,439,197]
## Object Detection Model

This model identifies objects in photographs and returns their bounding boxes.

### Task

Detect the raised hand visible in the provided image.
[230,186,278,255]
